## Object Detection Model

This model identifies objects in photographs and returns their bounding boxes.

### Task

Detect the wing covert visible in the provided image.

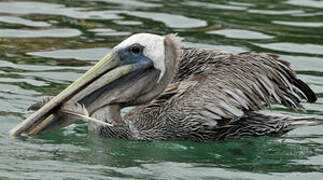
[172,49,317,121]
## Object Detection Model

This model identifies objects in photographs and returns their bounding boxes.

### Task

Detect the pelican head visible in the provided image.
[79,33,182,113]
[10,33,182,136]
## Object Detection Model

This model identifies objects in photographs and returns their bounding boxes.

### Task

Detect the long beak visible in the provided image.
[9,51,134,136]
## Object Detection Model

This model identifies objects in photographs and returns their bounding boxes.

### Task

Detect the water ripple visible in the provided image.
[279,55,323,71]
[0,29,81,38]
[0,60,88,71]
[28,48,111,61]
[0,16,50,27]
[207,29,274,40]
[184,1,247,10]
[114,20,142,25]
[111,10,207,28]
[248,10,304,15]
[0,2,121,20]
[272,21,323,27]
[89,28,131,37]
[253,42,323,55]
[94,0,162,8]
[286,0,323,8]
[184,42,248,54]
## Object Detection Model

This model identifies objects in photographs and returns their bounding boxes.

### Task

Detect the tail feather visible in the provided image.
[293,78,317,103]
[279,115,323,135]
[223,112,323,139]
[288,116,322,127]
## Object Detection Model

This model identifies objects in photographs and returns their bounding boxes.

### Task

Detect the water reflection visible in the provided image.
[89,28,131,36]
[0,16,50,27]
[114,20,142,25]
[248,10,304,15]
[28,48,111,61]
[207,29,273,39]
[279,55,323,71]
[254,43,323,55]
[0,29,81,38]
[184,42,248,54]
[94,0,162,8]
[0,2,121,20]
[110,10,207,28]
[184,1,248,10]
[286,0,323,8]
[272,21,323,28]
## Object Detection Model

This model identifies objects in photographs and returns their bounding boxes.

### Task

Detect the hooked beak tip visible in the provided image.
[9,50,136,136]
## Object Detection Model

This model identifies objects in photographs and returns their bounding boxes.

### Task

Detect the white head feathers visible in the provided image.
[114,33,166,82]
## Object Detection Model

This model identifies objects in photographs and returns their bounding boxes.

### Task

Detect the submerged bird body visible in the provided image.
[16,33,318,141]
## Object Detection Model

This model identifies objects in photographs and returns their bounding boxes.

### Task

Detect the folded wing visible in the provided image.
[170,49,316,121]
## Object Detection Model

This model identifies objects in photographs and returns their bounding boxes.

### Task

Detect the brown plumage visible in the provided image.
[25,34,318,141]
[109,49,317,141]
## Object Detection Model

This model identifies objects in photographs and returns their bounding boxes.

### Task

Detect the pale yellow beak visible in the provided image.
[9,51,134,136]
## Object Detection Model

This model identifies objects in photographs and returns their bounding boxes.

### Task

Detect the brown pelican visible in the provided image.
[10,33,319,141]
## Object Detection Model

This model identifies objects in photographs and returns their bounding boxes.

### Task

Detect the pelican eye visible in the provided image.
[129,44,143,55]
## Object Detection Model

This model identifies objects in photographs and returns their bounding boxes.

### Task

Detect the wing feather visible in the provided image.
[172,49,316,121]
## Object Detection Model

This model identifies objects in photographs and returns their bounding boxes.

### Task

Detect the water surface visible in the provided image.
[1,0,323,179]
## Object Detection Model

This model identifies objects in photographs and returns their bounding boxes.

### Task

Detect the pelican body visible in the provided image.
[10,33,318,141]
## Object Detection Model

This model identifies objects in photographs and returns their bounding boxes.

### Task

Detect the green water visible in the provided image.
[0,0,323,179]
